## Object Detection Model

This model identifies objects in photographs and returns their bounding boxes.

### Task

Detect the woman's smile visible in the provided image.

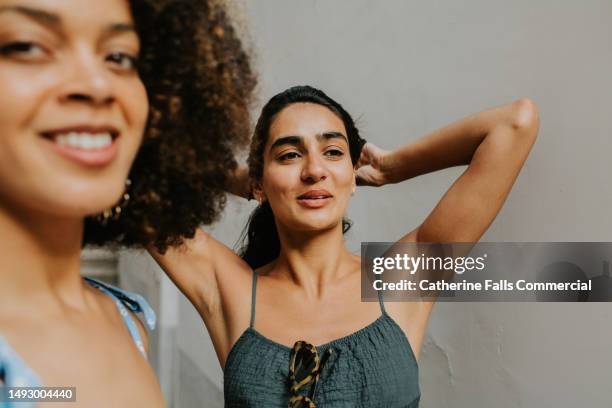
[40,124,120,167]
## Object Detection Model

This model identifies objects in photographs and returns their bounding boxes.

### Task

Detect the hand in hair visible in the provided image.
[355,142,392,187]
[226,165,253,200]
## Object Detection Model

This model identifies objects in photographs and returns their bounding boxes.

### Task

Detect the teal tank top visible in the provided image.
[224,271,420,407]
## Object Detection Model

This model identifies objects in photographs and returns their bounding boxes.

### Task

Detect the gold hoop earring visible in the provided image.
[97,178,131,224]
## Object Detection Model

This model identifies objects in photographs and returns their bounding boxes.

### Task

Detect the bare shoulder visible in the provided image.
[87,283,152,352]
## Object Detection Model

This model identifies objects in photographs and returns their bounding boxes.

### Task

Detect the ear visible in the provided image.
[351,172,357,195]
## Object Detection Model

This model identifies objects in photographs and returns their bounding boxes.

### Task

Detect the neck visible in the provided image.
[275,221,354,299]
[0,200,87,313]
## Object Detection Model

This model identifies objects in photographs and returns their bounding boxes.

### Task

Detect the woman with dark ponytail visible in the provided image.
[240,86,362,270]
[151,85,539,407]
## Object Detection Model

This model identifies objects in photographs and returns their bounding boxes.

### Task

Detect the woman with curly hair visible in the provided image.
[0,0,254,406]
[152,85,538,407]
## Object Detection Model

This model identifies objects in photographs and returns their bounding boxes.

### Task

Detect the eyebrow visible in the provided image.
[104,23,137,35]
[0,5,61,25]
[0,6,136,35]
[269,131,349,151]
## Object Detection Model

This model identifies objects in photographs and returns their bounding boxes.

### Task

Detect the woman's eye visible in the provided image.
[106,51,138,72]
[0,41,47,60]
[324,149,344,158]
[279,152,300,161]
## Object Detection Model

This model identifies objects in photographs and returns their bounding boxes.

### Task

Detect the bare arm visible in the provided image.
[148,229,253,363]
[356,98,539,243]
[147,162,254,314]
[146,158,258,360]
[149,226,251,315]
[148,229,220,314]
[358,99,539,349]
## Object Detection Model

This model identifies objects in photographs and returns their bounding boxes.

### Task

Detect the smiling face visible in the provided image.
[0,0,148,219]
[259,103,356,233]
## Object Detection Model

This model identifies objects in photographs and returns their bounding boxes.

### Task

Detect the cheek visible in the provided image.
[332,163,355,191]
[121,79,149,149]
[0,66,60,198]
[0,66,55,133]
[262,164,298,197]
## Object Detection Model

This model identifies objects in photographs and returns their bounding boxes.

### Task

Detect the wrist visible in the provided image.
[379,149,404,185]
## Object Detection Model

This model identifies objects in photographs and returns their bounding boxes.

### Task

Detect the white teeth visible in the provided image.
[54,132,113,150]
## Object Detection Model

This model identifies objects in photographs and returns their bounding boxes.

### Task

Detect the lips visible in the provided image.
[297,189,333,200]
[297,189,333,209]
[40,125,121,166]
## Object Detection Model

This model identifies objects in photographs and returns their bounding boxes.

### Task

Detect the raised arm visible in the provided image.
[148,228,221,314]
[357,99,538,350]
[356,98,539,243]
[147,163,254,316]
[149,226,255,364]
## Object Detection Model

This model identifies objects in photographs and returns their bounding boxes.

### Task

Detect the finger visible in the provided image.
[356,145,372,168]
[355,174,370,186]
[355,155,367,169]
[355,166,375,186]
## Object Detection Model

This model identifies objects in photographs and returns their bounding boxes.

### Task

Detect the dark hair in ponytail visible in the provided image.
[238,86,366,269]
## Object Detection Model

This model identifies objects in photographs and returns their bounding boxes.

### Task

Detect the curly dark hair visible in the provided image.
[239,86,367,269]
[83,0,257,253]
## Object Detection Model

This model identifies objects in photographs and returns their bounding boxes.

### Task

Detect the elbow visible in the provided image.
[510,98,540,138]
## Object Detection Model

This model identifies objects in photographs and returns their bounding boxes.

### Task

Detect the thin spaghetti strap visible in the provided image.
[377,289,387,315]
[249,270,258,328]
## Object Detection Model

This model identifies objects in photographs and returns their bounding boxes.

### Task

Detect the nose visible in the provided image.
[300,153,327,183]
[58,49,115,107]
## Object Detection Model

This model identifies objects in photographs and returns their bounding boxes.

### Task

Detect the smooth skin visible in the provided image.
[151,98,539,369]
[0,0,163,406]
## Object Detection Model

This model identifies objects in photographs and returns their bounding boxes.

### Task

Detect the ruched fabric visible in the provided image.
[223,272,420,407]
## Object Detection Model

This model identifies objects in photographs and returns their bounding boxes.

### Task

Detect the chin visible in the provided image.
[292,216,343,233]
[39,180,127,218]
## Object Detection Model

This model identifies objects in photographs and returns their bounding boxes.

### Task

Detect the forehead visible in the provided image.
[268,103,347,143]
[0,0,134,26]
